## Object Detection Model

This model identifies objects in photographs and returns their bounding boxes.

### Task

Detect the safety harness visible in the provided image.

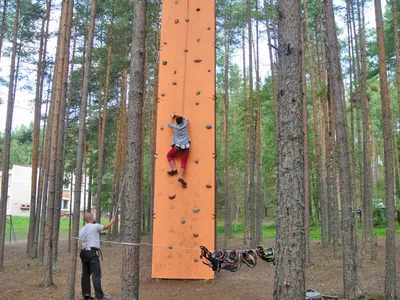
[200,245,275,272]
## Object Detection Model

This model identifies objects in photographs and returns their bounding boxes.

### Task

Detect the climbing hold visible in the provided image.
[168,194,176,200]
[174,70,177,74]
[163,42,167,45]
[206,124,212,129]
[197,38,200,42]
[185,19,189,22]
[208,69,211,72]
[196,91,201,95]
[160,126,164,130]
[207,27,211,30]
[173,82,177,85]
[195,102,199,105]
[169,246,173,249]
[181,220,186,224]
[193,208,200,213]
[175,19,179,23]
[162,60,168,65]
[206,184,212,188]
[194,258,199,262]
[196,8,200,11]
[194,59,202,63]
[161,93,165,97]
[194,160,199,164]
[193,233,199,238]
[184,49,188,52]
[175,0,179,3]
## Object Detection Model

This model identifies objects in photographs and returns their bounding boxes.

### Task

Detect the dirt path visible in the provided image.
[0,237,397,299]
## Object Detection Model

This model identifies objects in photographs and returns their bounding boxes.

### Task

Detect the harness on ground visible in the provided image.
[200,245,275,272]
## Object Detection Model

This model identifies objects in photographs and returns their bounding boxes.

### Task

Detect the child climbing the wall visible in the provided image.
[167,112,190,188]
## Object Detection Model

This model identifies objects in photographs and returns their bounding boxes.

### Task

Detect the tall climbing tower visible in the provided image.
[152,0,216,280]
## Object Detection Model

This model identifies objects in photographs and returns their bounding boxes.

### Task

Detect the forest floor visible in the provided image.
[1,236,398,300]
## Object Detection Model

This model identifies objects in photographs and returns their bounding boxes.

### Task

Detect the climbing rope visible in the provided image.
[181,0,191,116]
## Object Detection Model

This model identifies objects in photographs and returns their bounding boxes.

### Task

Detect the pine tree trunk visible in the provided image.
[224,13,232,246]
[255,0,263,245]
[38,75,53,265]
[357,0,375,259]
[65,0,95,297]
[247,0,256,249]
[141,36,149,234]
[323,91,334,246]
[304,0,328,247]
[42,0,73,285]
[33,81,50,259]
[121,1,147,298]
[263,0,278,141]
[0,0,19,270]
[0,0,8,62]
[325,0,361,297]
[274,0,305,296]
[373,0,397,297]
[148,1,160,238]
[329,90,340,256]
[52,0,73,269]
[27,0,51,257]
[242,25,249,244]
[301,29,311,266]
[119,68,128,240]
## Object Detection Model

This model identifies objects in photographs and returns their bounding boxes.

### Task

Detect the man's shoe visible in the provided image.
[167,169,178,176]
[96,295,112,300]
[83,296,94,300]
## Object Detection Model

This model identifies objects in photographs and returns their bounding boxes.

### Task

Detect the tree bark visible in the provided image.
[0,0,19,271]
[255,0,263,245]
[65,0,95,298]
[373,0,396,297]
[304,0,328,247]
[242,25,249,244]
[42,0,73,285]
[273,0,305,296]
[264,0,278,141]
[121,1,147,299]
[148,1,161,238]
[27,0,51,258]
[301,25,310,266]
[224,11,232,246]
[325,0,361,297]
[247,0,256,249]
[0,0,8,62]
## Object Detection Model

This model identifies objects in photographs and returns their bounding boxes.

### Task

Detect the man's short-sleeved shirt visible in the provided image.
[79,223,104,249]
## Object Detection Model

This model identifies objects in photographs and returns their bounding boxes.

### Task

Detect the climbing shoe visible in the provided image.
[167,169,178,175]
[83,296,94,300]
[178,177,187,188]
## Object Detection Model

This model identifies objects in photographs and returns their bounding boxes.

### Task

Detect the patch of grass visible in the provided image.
[6,217,400,243]
[5,216,81,242]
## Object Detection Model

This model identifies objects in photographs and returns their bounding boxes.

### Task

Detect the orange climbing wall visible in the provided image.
[152,0,216,280]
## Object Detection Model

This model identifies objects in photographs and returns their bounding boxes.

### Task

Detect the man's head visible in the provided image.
[84,213,95,223]
[176,115,183,124]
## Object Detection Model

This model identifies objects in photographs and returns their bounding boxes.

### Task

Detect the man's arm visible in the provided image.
[102,217,116,231]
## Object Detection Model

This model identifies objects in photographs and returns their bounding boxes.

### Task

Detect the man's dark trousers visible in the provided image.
[80,248,104,299]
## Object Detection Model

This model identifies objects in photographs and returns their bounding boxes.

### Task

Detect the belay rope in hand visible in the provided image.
[200,245,275,272]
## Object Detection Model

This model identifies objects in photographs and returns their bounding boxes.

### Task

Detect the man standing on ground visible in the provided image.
[79,213,115,300]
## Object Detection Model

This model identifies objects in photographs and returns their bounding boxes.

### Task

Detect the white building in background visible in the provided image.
[4,164,90,217]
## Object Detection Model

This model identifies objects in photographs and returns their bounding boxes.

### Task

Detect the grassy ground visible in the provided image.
[6,216,400,243]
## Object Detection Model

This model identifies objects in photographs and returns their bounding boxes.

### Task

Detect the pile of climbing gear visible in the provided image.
[200,245,275,272]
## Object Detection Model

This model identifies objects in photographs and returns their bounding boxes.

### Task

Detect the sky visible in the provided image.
[0,0,378,132]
